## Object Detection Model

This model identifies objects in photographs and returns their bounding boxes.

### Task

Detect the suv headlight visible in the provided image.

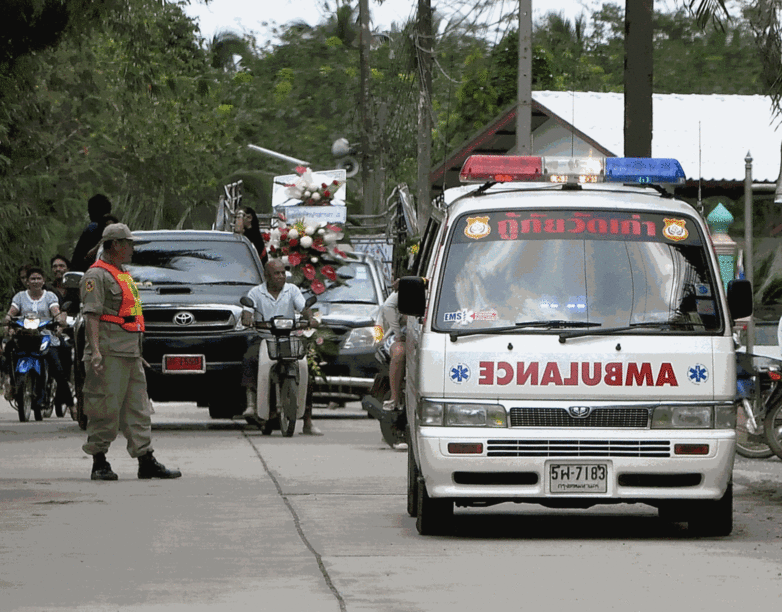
[343,326,376,350]
[419,400,507,427]
[651,405,731,429]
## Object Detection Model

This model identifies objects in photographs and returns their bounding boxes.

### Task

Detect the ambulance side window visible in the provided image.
[414,218,441,277]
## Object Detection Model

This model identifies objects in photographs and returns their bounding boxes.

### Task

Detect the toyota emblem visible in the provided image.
[173,311,196,326]
[568,406,591,418]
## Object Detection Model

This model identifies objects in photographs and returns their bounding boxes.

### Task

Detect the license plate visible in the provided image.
[162,354,206,373]
[549,463,608,494]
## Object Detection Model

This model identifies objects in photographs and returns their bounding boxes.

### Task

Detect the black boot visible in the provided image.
[91,452,118,481]
[137,451,182,479]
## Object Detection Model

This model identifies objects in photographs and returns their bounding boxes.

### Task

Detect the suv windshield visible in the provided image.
[129,239,262,285]
[317,262,378,304]
[435,209,723,334]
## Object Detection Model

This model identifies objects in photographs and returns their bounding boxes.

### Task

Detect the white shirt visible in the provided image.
[244,282,306,322]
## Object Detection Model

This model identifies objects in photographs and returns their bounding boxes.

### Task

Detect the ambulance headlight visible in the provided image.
[651,405,714,429]
[446,404,507,427]
[419,400,506,427]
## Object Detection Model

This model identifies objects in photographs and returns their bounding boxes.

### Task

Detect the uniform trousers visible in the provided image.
[81,355,152,458]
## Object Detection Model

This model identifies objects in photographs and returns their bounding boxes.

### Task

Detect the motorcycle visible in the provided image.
[240,295,316,437]
[362,330,407,449]
[735,351,782,459]
[7,315,63,422]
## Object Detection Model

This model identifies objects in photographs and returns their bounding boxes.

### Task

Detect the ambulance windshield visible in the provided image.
[434,210,723,334]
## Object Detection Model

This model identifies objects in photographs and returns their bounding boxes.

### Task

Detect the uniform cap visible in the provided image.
[101,223,136,242]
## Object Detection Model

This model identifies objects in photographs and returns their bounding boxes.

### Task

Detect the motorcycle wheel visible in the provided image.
[15,374,32,422]
[736,398,774,458]
[763,400,782,460]
[278,378,297,438]
[42,378,55,419]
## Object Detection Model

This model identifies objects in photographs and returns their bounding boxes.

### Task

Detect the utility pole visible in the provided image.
[517,0,532,153]
[624,0,653,157]
[359,0,374,215]
[416,0,433,234]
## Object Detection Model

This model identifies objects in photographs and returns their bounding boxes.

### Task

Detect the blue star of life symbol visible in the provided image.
[688,364,709,384]
[450,364,470,383]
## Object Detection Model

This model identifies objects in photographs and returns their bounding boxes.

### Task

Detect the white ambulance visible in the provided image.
[399,155,753,536]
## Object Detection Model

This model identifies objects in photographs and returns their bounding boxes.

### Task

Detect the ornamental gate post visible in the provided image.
[706,202,737,294]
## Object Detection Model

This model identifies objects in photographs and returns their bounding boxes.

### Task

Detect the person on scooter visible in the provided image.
[240,258,319,432]
[378,279,407,412]
[2,266,74,410]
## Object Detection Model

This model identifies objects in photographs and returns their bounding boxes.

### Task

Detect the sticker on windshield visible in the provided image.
[687,364,709,384]
[694,284,711,297]
[355,267,368,279]
[444,309,498,324]
[450,364,471,384]
[696,300,716,316]
[662,218,689,242]
[464,216,491,240]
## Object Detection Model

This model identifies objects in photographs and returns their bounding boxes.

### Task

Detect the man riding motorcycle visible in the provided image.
[240,259,319,432]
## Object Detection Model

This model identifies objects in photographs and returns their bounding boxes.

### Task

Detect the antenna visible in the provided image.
[571,91,575,157]
[697,121,703,216]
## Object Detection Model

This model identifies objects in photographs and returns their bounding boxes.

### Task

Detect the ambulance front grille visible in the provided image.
[509,407,650,428]
[486,440,672,458]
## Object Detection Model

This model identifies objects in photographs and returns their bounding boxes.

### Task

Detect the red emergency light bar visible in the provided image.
[459,155,543,182]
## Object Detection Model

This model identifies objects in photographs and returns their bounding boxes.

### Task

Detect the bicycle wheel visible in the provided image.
[736,398,773,458]
[763,400,782,460]
[278,378,297,438]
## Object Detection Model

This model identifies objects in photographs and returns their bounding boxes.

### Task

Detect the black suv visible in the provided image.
[71,230,264,423]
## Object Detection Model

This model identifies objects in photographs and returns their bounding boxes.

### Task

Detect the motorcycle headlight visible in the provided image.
[343,326,376,350]
[23,318,40,330]
[419,400,507,427]
[651,405,713,429]
[270,318,294,330]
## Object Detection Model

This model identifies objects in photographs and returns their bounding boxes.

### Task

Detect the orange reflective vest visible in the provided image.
[90,260,145,333]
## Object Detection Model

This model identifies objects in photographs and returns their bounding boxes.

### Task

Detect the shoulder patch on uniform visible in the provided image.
[85,279,95,292]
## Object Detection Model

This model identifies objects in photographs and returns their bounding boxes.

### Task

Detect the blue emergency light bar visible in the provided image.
[459,155,687,186]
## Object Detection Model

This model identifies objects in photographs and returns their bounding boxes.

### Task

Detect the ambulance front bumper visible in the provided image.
[416,427,736,504]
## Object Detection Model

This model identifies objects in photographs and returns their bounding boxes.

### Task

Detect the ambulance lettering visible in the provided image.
[478,361,679,386]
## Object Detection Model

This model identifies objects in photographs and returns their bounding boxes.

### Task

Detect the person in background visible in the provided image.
[71,194,112,272]
[49,255,80,314]
[234,206,268,266]
[85,214,120,264]
[16,263,32,293]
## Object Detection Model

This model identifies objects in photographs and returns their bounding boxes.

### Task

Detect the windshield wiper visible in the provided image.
[558,321,675,343]
[449,320,601,342]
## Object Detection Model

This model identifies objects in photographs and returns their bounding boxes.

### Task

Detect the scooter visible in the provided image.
[240,295,316,437]
[735,351,782,459]
[7,315,60,422]
[362,332,407,448]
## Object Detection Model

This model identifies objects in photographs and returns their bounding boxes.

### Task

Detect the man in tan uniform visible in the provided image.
[80,223,181,481]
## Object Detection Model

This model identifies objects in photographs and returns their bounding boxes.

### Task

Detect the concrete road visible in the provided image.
[1,400,782,612]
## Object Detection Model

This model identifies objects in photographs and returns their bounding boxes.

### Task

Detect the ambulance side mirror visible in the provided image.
[727,279,753,320]
[398,276,426,317]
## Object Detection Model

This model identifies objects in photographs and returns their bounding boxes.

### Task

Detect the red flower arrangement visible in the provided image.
[264,217,350,294]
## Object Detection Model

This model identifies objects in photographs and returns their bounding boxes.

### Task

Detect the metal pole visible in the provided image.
[744,151,754,354]
[247,144,309,167]
[516,0,532,153]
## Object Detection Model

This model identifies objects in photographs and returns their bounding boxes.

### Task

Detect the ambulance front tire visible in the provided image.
[407,440,419,517]
[686,483,733,537]
[416,477,453,536]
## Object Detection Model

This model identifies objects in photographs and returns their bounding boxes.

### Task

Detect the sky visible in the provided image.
[183,0,608,44]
